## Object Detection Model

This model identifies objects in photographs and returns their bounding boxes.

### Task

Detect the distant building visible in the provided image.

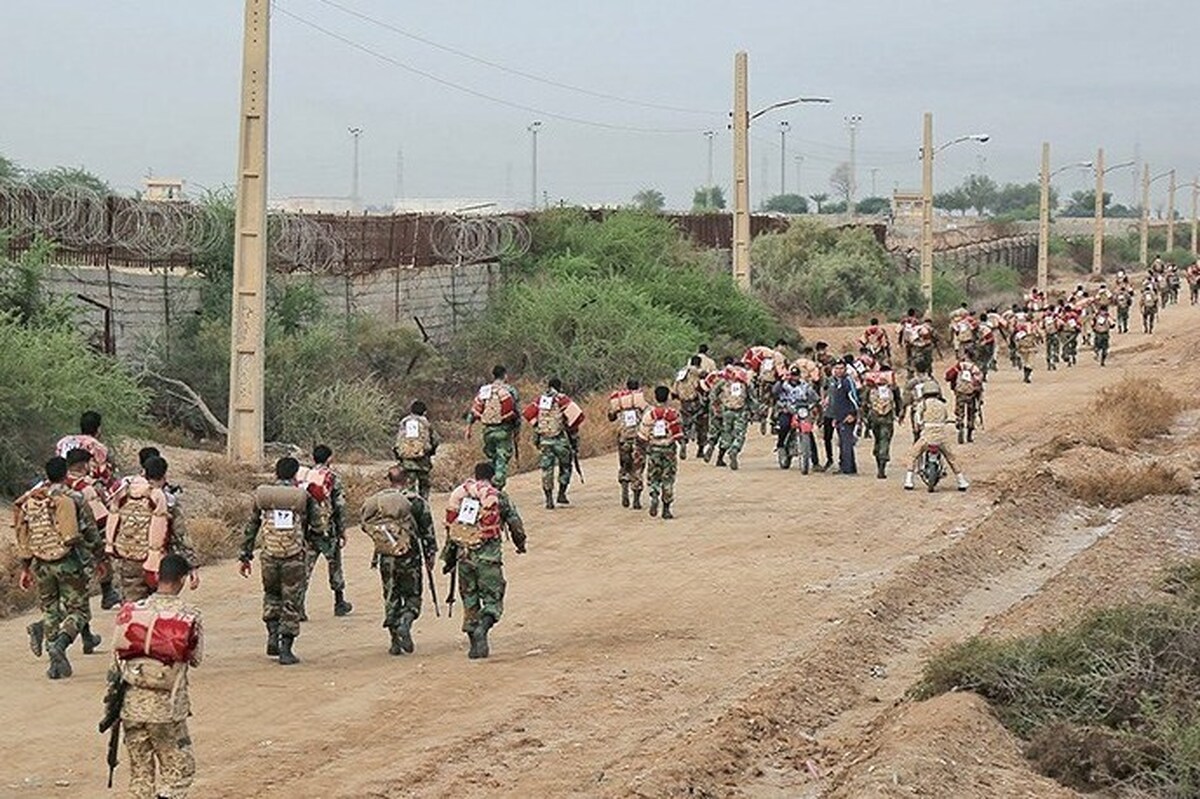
[143,178,186,202]
[391,198,520,215]
[271,196,359,214]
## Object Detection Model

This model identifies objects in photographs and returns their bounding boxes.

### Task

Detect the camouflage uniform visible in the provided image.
[240,481,325,640]
[712,370,753,459]
[672,364,708,457]
[470,381,521,489]
[106,477,173,604]
[395,413,440,499]
[360,486,437,652]
[862,375,899,476]
[608,389,648,498]
[442,482,526,637]
[301,468,347,613]
[17,483,101,647]
[637,404,683,513]
[1115,292,1132,333]
[116,592,203,799]
[1092,311,1113,366]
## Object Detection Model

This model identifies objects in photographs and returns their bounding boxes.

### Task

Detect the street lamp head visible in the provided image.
[971,134,990,143]
[528,120,543,131]
[348,126,362,136]
[779,120,790,131]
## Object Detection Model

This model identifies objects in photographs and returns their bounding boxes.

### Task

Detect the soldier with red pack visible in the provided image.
[466,365,521,489]
[945,352,985,444]
[608,378,649,508]
[442,462,526,659]
[862,358,901,479]
[297,444,352,618]
[859,317,892,363]
[711,357,754,470]
[56,410,117,491]
[637,386,684,519]
[106,456,184,604]
[523,378,585,509]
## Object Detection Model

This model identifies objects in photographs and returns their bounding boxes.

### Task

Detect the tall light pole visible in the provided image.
[1092,154,1135,275]
[920,112,989,317]
[528,120,542,210]
[1140,167,1172,266]
[1167,169,1177,251]
[348,126,363,207]
[846,114,862,214]
[729,50,830,288]
[1037,143,1092,292]
[227,0,270,464]
[794,155,803,201]
[704,130,715,189]
[778,120,790,196]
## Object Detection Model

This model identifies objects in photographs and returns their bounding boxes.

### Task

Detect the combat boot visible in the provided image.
[903,471,915,491]
[556,488,570,506]
[277,634,300,666]
[715,448,727,467]
[621,484,630,508]
[649,495,659,517]
[662,502,674,520]
[333,590,353,617]
[957,427,965,445]
[100,580,121,611]
[967,428,974,443]
[266,621,280,657]
[679,442,688,461]
[46,633,72,680]
[389,627,405,656]
[1023,367,1032,383]
[26,620,44,658]
[81,624,102,655]
[697,442,706,460]
[876,462,887,480]
[544,489,555,510]
[468,614,495,660]
[632,490,643,510]
[700,443,712,462]
[396,612,415,654]
[729,451,740,471]
[957,474,970,492]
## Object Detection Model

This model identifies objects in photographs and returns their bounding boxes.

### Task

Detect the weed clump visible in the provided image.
[916,560,1200,796]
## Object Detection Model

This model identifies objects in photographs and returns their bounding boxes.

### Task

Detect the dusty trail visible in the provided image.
[0,304,1194,798]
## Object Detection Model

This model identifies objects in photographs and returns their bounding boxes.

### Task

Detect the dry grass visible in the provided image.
[186,454,259,494]
[188,516,241,565]
[1064,461,1191,507]
[0,539,38,618]
[1079,377,1185,451]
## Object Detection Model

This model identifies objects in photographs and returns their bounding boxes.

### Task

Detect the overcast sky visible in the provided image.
[1,0,1191,210]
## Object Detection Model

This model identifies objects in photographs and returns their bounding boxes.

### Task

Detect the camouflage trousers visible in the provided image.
[866,414,894,467]
[538,435,573,493]
[616,438,645,491]
[644,445,677,504]
[1062,331,1079,364]
[124,719,194,799]
[911,346,934,376]
[679,398,709,450]
[481,425,515,488]
[1094,331,1110,364]
[378,552,424,628]
[261,553,307,637]
[456,539,505,633]
[1045,333,1060,368]
[32,552,90,643]
[399,462,433,500]
[718,408,750,455]
[1117,307,1130,332]
[954,393,980,432]
[303,539,346,594]
[115,557,153,604]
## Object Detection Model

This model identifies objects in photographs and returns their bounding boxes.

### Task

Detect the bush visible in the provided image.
[0,315,147,494]
[280,377,399,451]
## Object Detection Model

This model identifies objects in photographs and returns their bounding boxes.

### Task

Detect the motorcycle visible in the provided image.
[777,407,816,474]
[917,443,947,492]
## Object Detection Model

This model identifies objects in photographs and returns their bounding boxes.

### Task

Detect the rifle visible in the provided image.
[414,534,440,618]
[447,568,457,617]
[977,397,985,431]
[99,667,127,789]
[569,434,585,484]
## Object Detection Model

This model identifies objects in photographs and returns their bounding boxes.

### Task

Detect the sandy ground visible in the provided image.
[1,300,1196,799]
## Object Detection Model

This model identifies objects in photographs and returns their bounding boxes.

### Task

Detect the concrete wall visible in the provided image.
[44,261,499,357]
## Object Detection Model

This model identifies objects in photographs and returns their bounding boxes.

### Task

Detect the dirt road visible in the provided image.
[1,304,1194,798]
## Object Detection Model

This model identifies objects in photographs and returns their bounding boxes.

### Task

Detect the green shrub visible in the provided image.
[917,562,1200,796]
[982,265,1022,293]
[0,315,147,494]
[280,377,398,452]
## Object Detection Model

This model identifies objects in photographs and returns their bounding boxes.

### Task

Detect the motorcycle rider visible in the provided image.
[773,367,821,455]
[904,381,969,492]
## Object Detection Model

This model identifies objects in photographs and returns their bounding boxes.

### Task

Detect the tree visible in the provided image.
[1062,190,1111,218]
[961,174,998,216]
[992,181,1048,218]
[691,185,726,211]
[809,193,829,214]
[762,193,809,214]
[855,196,889,215]
[822,201,848,214]
[26,166,108,194]
[934,188,970,215]
[632,188,666,213]
[0,154,22,185]
[829,162,853,207]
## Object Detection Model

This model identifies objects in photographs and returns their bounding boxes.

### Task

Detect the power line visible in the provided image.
[275,5,708,135]
[312,0,724,117]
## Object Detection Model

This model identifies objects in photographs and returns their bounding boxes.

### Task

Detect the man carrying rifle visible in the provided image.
[102,553,202,798]
[360,466,438,655]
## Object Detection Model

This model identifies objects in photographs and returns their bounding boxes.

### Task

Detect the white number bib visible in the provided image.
[404,419,421,438]
[622,409,639,427]
[538,394,554,411]
[272,509,295,530]
[762,358,774,372]
[676,368,689,381]
[797,408,809,419]
[478,384,493,400]
[730,382,744,397]
[652,419,667,438]
[457,497,481,525]
[876,386,891,401]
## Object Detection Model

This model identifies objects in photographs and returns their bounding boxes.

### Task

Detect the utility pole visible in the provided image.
[1092,147,1104,275]
[794,155,803,201]
[1167,169,1177,251]
[528,120,542,210]
[846,114,861,214]
[759,152,768,208]
[1037,141,1051,294]
[704,130,715,189]
[1139,163,1151,267]
[778,121,789,195]
[731,51,750,289]
[1192,178,1199,257]
[920,112,934,317]
[348,127,363,208]
[226,0,270,464]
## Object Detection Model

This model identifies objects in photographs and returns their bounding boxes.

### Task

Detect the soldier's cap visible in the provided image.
[789,366,801,376]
